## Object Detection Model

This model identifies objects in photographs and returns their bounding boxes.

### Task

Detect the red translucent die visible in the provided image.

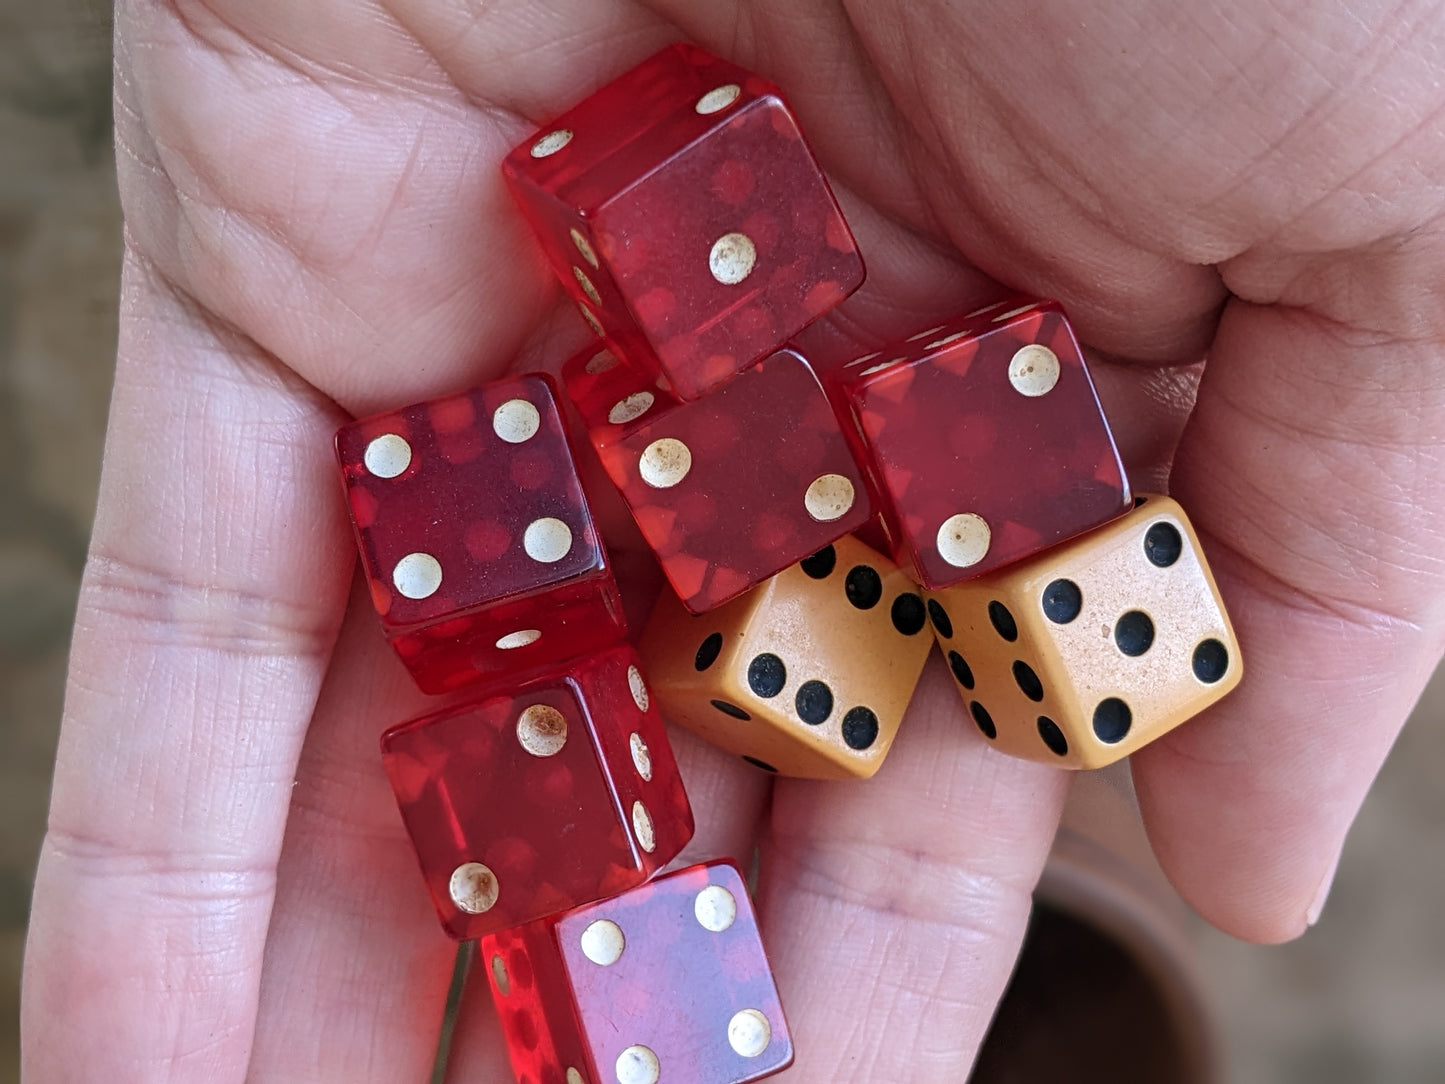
[335,374,626,693]
[563,344,871,612]
[832,298,1131,589]
[503,43,864,401]
[380,646,693,940]
[482,861,792,1084]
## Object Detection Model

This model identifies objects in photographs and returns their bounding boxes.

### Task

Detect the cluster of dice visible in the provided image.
[333,43,1243,1084]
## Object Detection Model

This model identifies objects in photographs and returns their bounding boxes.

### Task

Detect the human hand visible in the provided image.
[24,1,1445,1079]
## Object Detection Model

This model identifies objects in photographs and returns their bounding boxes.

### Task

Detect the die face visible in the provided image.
[505,44,863,401]
[639,535,932,778]
[928,495,1242,768]
[595,348,872,612]
[481,925,594,1084]
[561,344,678,449]
[556,861,793,1084]
[379,647,692,938]
[336,375,627,691]
[391,574,628,695]
[837,299,1131,588]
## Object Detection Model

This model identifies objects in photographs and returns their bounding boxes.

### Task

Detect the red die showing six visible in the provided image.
[832,298,1131,589]
[380,646,693,940]
[335,374,626,693]
[483,861,793,1084]
[504,43,864,401]
[563,344,871,612]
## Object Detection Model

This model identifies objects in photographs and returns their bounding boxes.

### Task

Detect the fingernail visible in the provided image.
[1306,851,1343,927]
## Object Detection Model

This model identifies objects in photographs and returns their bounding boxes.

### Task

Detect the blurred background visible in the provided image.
[2,1,1442,1081]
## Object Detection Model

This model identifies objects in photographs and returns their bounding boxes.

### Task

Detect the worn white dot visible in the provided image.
[632,801,656,852]
[363,433,412,478]
[709,232,757,285]
[694,885,738,932]
[490,954,510,995]
[615,1045,660,1084]
[846,350,881,368]
[629,733,653,781]
[696,83,742,114]
[1008,344,1061,397]
[585,349,618,374]
[449,862,499,914]
[579,302,605,337]
[496,629,542,650]
[530,128,572,157]
[804,474,856,522]
[638,438,692,488]
[608,392,655,425]
[728,1009,772,1058]
[907,324,947,342]
[925,330,970,351]
[571,228,599,268]
[393,553,442,599]
[516,703,568,757]
[579,919,626,966]
[566,1070,585,1084]
[966,301,1006,319]
[523,517,573,563]
[936,513,992,568]
[573,265,602,305]
[492,398,541,444]
[859,361,898,377]
[993,303,1037,322]
[627,665,650,712]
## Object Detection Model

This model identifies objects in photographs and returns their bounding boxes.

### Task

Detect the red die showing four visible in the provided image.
[564,344,871,612]
[483,861,793,1084]
[832,298,1131,588]
[504,43,864,401]
[336,375,626,693]
[380,646,693,940]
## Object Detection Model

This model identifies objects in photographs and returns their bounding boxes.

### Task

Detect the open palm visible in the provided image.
[24,1,1445,1079]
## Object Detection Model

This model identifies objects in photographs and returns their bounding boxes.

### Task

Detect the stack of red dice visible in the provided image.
[334,42,1243,1084]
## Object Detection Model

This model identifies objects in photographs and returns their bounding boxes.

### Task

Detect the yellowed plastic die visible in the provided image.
[926,495,1242,768]
[639,535,933,779]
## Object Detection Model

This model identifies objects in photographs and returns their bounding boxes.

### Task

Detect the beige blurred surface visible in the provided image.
[1,2,1443,1081]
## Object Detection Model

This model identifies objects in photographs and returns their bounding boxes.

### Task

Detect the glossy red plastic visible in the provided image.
[481,861,793,1084]
[380,646,693,940]
[504,43,864,401]
[563,345,871,612]
[833,298,1131,588]
[335,374,626,693]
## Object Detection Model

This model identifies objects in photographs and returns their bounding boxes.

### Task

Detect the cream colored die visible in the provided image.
[925,495,1241,768]
[638,535,932,779]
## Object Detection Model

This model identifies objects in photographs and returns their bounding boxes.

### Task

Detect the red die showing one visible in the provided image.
[482,861,792,1084]
[563,344,871,613]
[832,298,1131,589]
[504,43,864,402]
[380,646,693,940]
[335,374,626,693]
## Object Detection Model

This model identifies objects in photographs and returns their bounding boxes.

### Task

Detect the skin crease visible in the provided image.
[20,0,1445,1079]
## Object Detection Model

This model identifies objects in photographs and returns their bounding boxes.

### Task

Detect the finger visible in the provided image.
[243,580,463,1081]
[21,259,353,1078]
[1137,275,1445,941]
[762,660,1070,1079]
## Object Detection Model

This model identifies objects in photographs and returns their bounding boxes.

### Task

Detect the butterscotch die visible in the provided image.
[926,495,1241,768]
[639,535,933,779]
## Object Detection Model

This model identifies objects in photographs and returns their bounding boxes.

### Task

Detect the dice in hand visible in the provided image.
[833,298,1132,588]
[380,646,692,939]
[505,43,864,401]
[639,534,932,778]
[483,861,792,1084]
[335,374,626,693]
[926,495,1241,768]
